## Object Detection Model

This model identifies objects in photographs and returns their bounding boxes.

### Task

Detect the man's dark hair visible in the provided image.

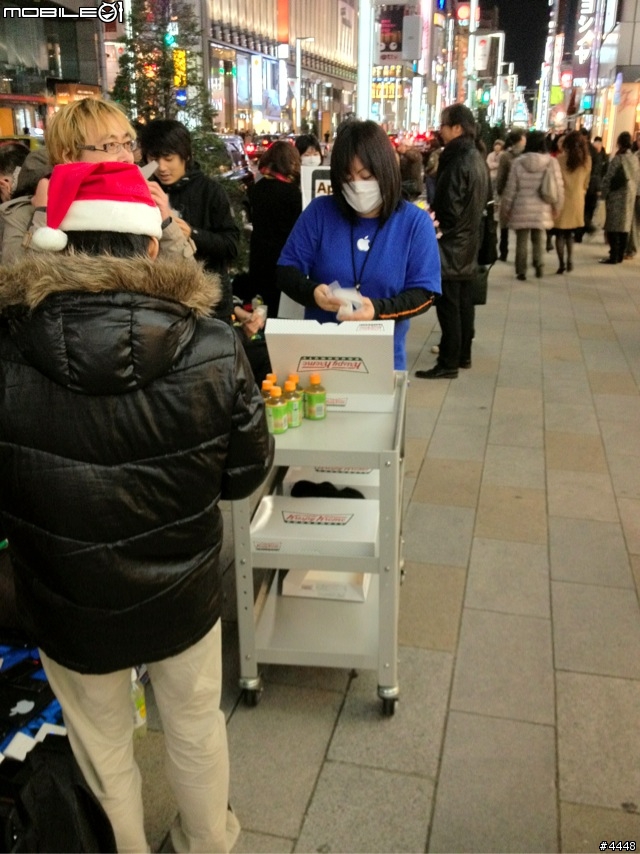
[617,131,632,151]
[594,136,603,143]
[330,119,401,223]
[440,104,476,138]
[0,142,29,176]
[139,119,192,169]
[258,139,300,180]
[66,231,150,258]
[504,129,525,149]
[525,130,548,154]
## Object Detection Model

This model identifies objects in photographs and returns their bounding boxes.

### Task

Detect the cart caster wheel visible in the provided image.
[381,697,397,717]
[243,688,262,707]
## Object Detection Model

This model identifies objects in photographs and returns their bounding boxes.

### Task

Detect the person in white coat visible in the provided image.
[500,131,564,280]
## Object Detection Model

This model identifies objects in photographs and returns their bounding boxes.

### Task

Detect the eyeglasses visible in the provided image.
[78,140,139,155]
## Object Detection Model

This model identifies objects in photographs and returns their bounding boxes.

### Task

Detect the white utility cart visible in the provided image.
[231,319,406,716]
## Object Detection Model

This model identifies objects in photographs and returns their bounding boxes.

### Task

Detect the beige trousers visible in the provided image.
[40,620,238,853]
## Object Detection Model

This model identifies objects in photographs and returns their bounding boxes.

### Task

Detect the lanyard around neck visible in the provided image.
[350,220,382,291]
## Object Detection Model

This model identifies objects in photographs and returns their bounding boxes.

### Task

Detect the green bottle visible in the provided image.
[304,373,326,420]
[284,380,303,428]
[266,386,288,434]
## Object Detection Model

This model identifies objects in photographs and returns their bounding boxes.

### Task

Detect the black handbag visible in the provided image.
[477,201,498,266]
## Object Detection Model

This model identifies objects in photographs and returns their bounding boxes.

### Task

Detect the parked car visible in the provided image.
[217,134,255,188]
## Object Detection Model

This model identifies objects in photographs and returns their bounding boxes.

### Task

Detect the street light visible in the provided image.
[295,36,314,132]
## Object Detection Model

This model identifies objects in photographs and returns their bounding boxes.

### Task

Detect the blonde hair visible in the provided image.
[46,99,135,165]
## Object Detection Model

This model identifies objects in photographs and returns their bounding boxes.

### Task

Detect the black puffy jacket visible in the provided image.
[432,135,489,281]
[0,253,273,673]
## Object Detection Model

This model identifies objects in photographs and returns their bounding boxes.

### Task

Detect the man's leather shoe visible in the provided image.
[599,258,616,264]
[415,365,459,379]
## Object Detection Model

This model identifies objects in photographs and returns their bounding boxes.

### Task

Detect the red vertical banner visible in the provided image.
[277,0,290,44]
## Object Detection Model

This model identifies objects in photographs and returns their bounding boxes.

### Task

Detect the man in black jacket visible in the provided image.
[0,161,273,853]
[416,104,488,379]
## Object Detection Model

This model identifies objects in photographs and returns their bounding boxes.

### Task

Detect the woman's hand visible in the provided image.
[338,297,375,321]
[313,284,345,313]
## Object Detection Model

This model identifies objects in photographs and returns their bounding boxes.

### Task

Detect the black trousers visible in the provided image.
[607,231,627,263]
[436,278,475,370]
[499,227,509,259]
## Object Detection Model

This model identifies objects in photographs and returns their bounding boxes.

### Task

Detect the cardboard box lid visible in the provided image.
[265,319,395,411]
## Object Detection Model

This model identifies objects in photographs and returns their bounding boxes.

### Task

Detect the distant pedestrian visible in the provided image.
[495,129,526,262]
[500,130,564,281]
[553,130,591,273]
[486,139,505,191]
[415,103,487,380]
[600,131,640,264]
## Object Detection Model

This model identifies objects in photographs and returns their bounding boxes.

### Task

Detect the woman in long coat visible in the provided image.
[600,131,640,264]
[500,130,564,280]
[553,130,591,273]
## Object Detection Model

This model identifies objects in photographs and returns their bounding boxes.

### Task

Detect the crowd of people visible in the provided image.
[0,94,638,852]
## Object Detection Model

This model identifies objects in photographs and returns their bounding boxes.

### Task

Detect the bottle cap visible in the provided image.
[288,373,300,384]
[266,373,277,384]
[310,373,321,384]
[261,379,273,391]
[284,380,295,392]
[269,386,282,398]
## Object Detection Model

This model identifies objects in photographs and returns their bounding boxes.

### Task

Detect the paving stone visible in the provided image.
[547,470,619,522]
[450,609,554,724]
[295,761,433,854]
[328,646,454,779]
[403,502,475,566]
[557,671,640,810]
[399,561,466,651]
[429,712,557,853]
[552,582,640,678]
[482,444,546,489]
[549,517,633,588]
[465,537,549,618]
[560,801,640,853]
[475,484,547,544]
[227,684,342,839]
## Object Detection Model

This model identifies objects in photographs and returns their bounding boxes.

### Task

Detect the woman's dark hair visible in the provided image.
[330,119,401,223]
[295,134,322,159]
[505,129,525,149]
[563,130,589,171]
[66,231,151,258]
[617,131,632,152]
[525,130,548,154]
[258,140,301,180]
[139,119,192,168]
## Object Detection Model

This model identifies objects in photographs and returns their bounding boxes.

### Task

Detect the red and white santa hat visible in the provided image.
[31,161,163,251]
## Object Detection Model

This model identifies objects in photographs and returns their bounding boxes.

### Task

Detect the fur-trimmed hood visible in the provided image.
[0,253,224,394]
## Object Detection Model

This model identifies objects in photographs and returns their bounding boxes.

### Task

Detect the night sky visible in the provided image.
[484,0,550,90]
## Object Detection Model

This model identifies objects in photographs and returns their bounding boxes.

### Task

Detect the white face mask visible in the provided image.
[303,154,321,167]
[342,179,382,215]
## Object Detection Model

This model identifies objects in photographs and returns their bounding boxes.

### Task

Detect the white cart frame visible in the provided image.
[231,372,407,715]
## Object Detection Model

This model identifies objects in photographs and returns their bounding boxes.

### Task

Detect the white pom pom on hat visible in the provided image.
[31,226,68,251]
[31,161,163,252]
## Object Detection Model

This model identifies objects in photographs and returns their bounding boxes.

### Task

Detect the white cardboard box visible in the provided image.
[282,569,372,602]
[250,496,378,557]
[282,465,380,499]
[265,318,395,412]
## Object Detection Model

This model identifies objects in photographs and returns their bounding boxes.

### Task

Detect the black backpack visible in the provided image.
[0,735,116,853]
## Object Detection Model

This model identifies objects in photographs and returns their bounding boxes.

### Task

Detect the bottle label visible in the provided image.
[267,403,289,434]
[305,391,326,420]
[288,398,302,427]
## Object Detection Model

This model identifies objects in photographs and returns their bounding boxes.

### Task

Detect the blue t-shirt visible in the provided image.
[278,195,441,369]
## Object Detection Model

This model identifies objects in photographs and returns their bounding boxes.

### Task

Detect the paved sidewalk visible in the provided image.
[138,235,640,853]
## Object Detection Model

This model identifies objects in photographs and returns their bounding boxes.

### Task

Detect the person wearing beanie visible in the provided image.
[0,161,273,853]
[139,119,240,323]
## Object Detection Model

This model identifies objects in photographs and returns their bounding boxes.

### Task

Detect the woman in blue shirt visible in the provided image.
[277,120,441,370]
